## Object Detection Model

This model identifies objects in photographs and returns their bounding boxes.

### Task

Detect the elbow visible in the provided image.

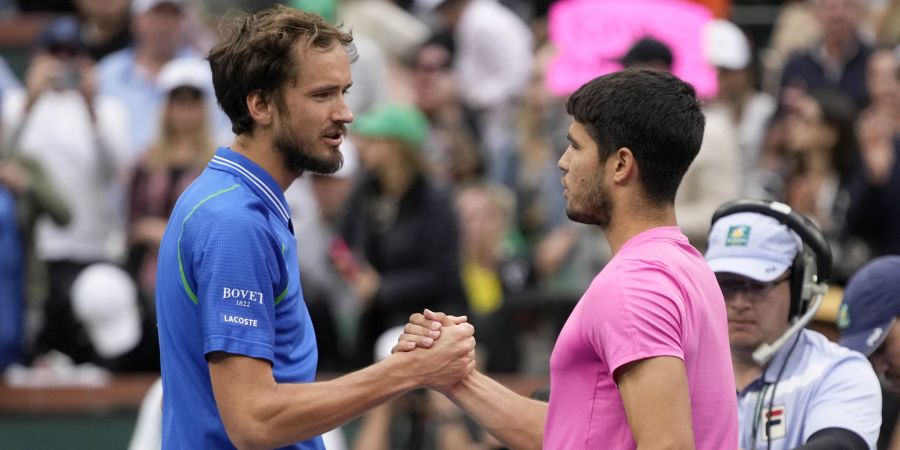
[225,424,266,450]
[224,415,278,450]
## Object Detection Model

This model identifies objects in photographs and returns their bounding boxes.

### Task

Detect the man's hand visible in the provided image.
[393,309,468,353]
[391,319,475,392]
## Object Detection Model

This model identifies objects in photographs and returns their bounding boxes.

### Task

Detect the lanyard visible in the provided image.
[750,383,771,450]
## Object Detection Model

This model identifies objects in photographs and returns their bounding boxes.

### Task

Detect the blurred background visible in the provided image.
[1,0,898,448]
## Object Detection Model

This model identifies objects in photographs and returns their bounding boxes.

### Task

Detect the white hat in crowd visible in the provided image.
[705,212,802,282]
[71,264,142,359]
[158,58,214,96]
[703,19,751,70]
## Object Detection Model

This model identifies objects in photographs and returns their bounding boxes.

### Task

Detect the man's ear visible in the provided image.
[611,147,636,184]
[246,90,274,128]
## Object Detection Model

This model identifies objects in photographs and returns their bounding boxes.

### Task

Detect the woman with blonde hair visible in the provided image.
[127,58,215,303]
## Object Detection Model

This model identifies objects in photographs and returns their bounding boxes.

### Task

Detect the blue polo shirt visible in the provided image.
[156,147,323,450]
[736,329,881,450]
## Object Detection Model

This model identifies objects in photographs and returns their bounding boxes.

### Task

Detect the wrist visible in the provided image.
[381,351,424,391]
[442,369,476,399]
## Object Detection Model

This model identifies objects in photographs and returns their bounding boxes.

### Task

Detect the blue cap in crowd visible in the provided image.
[838,256,900,356]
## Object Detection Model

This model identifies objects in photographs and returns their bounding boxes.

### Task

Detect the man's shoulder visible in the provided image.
[176,175,271,235]
[97,47,135,77]
[801,330,869,364]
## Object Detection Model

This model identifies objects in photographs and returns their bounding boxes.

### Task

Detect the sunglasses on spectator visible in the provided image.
[717,272,791,302]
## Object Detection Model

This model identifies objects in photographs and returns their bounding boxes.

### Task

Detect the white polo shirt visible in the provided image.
[736,329,881,450]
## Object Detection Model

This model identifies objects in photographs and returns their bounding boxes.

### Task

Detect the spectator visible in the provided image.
[426,0,533,186]
[0,142,70,371]
[455,182,531,372]
[781,88,865,281]
[1,17,130,363]
[706,204,881,449]
[339,104,467,365]
[838,256,900,450]
[703,19,778,198]
[412,32,481,185]
[846,50,900,257]
[126,58,215,307]
[778,0,873,110]
[75,0,132,61]
[97,0,205,158]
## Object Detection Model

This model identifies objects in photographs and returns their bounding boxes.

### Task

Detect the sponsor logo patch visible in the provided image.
[726,225,751,247]
[223,314,258,327]
[760,405,786,441]
[222,287,264,304]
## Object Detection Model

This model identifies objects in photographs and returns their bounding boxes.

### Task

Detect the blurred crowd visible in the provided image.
[2,0,900,448]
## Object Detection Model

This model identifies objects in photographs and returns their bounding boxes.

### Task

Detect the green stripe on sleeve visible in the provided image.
[177,184,240,304]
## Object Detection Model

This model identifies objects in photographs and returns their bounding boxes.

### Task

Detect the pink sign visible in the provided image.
[547,0,716,98]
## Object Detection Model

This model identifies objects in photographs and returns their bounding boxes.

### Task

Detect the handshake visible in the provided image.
[388,309,477,393]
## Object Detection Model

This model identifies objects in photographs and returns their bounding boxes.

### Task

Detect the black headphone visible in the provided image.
[711,199,832,322]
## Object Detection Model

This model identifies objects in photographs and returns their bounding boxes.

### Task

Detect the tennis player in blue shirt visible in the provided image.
[155,6,475,449]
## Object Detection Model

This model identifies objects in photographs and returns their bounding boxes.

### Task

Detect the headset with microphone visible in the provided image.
[711,199,833,365]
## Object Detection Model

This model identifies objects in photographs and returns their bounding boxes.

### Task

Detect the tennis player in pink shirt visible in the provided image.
[396,69,738,449]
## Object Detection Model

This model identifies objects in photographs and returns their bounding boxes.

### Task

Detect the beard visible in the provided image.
[273,118,344,175]
[565,175,612,228]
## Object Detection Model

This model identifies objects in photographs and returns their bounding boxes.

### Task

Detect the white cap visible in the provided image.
[705,212,801,282]
[131,0,184,16]
[71,264,142,359]
[703,19,751,70]
[158,58,213,96]
[374,326,406,361]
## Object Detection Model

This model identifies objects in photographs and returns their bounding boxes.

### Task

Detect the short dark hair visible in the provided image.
[566,69,705,204]
[208,5,354,135]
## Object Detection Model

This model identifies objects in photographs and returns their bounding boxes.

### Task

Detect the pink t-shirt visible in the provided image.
[544,227,737,449]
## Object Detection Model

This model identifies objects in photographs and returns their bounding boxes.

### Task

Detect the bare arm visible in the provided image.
[446,370,547,450]
[616,356,695,450]
[395,310,546,450]
[209,322,475,450]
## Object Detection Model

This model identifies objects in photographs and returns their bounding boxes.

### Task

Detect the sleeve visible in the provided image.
[586,259,687,377]
[19,156,71,226]
[802,354,882,448]
[186,209,285,363]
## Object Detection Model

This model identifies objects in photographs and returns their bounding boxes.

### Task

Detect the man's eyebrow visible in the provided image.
[566,133,579,147]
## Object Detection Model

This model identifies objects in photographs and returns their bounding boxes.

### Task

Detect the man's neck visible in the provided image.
[230,133,297,191]
[603,202,677,255]
[733,349,764,392]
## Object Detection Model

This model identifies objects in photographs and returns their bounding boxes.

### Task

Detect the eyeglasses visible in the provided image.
[717,273,791,302]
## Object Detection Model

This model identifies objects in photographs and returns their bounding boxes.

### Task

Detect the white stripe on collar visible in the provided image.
[210,155,290,223]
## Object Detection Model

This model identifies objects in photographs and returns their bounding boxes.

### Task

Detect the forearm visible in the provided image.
[447,371,546,450]
[229,357,418,449]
